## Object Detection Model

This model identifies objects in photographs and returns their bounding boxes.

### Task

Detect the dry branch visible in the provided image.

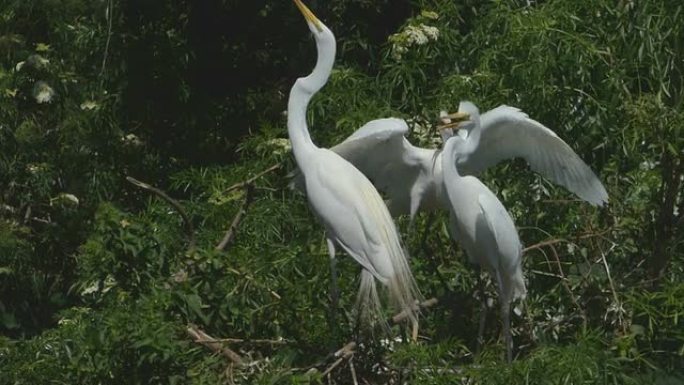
[546,243,587,329]
[391,297,439,324]
[194,337,290,345]
[321,342,356,377]
[216,184,256,251]
[187,325,244,366]
[126,176,196,251]
[224,162,282,193]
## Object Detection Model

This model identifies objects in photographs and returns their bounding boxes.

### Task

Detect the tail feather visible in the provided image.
[505,264,527,303]
[360,185,422,326]
[356,269,386,329]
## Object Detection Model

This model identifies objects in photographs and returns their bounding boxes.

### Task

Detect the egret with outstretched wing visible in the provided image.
[440,123,526,363]
[441,101,608,206]
[287,0,421,331]
[294,101,608,218]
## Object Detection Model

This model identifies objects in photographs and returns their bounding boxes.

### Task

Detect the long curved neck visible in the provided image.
[287,29,336,168]
[464,117,482,155]
[441,137,464,186]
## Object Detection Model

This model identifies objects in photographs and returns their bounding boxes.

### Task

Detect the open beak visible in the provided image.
[293,0,323,32]
[437,111,470,131]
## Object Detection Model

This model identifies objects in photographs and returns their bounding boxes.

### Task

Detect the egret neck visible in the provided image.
[287,23,336,170]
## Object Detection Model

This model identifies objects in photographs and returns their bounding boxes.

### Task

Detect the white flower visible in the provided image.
[26,163,46,174]
[265,138,292,156]
[32,81,55,104]
[388,23,440,61]
[51,193,79,207]
[405,25,429,45]
[121,133,143,146]
[80,100,99,110]
[422,25,440,41]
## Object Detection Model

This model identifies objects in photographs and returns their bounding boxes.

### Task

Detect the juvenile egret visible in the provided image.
[293,101,608,219]
[440,121,526,362]
[288,0,421,330]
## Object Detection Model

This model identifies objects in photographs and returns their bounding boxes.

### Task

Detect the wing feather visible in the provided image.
[461,106,608,206]
[294,118,434,216]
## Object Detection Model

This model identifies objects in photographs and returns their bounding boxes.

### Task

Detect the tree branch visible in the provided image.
[216,185,256,251]
[126,176,196,251]
[391,297,439,324]
[187,325,244,366]
[321,342,356,377]
[224,162,282,193]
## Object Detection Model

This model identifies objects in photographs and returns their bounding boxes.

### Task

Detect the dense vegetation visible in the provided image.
[1,0,682,383]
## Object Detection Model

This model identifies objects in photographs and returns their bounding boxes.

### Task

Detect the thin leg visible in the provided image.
[494,270,512,363]
[475,266,487,356]
[502,301,512,363]
[326,237,339,324]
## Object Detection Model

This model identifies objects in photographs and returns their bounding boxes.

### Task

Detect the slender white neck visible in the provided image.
[464,117,482,155]
[287,27,336,168]
[441,137,464,185]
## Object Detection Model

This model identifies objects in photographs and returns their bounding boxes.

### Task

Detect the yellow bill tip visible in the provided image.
[293,0,323,32]
[437,122,460,131]
[447,112,470,121]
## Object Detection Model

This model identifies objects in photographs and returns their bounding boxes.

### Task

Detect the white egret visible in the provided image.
[440,121,526,362]
[293,101,608,219]
[288,0,421,331]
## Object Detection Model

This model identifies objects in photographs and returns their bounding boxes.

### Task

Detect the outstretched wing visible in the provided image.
[460,106,609,206]
[292,118,434,216]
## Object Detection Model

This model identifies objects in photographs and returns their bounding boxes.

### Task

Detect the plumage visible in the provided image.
[455,102,609,206]
[441,134,526,362]
[288,0,420,328]
[293,101,608,218]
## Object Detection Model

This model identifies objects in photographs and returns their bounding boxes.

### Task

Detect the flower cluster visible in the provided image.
[388,11,440,61]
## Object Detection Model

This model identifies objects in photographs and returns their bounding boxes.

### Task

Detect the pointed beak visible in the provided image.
[437,111,470,131]
[293,0,323,32]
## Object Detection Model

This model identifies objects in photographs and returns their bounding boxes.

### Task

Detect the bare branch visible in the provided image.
[194,337,289,345]
[322,342,356,377]
[216,185,256,251]
[126,176,196,251]
[391,297,439,324]
[187,325,244,366]
[99,0,114,86]
[224,162,282,193]
[546,243,587,329]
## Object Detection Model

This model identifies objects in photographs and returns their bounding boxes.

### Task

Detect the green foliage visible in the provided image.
[1,0,683,383]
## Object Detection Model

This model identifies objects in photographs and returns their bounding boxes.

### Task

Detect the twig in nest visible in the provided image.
[216,184,256,251]
[126,176,196,251]
[349,356,359,385]
[391,297,439,324]
[187,324,244,366]
[322,342,356,377]
[194,337,289,345]
[224,163,282,193]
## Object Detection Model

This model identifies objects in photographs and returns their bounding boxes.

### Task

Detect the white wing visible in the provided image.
[292,118,438,216]
[460,106,609,206]
[477,193,521,270]
[477,193,526,301]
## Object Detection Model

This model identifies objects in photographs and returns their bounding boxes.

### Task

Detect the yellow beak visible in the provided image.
[438,111,469,131]
[294,0,323,32]
[446,112,470,121]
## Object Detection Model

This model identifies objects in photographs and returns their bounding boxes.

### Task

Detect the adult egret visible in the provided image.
[288,0,421,331]
[294,101,608,219]
[440,120,526,362]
